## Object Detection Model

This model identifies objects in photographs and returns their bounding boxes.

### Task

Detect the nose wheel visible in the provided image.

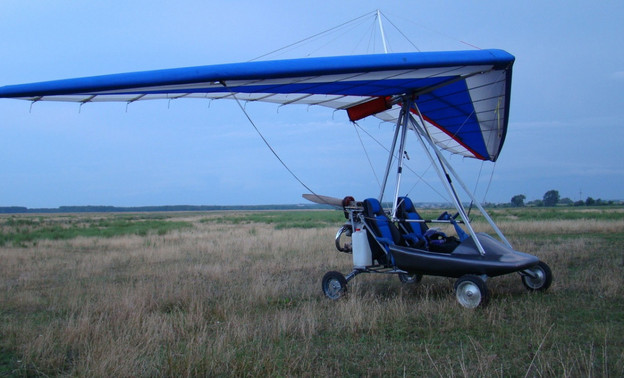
[521,261,553,291]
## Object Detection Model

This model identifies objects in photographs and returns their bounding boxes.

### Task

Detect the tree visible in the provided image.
[511,194,526,207]
[543,190,560,207]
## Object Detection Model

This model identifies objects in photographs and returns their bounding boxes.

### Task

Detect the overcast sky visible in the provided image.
[1,1,622,208]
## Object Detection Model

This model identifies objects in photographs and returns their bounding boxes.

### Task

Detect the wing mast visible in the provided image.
[376,10,389,54]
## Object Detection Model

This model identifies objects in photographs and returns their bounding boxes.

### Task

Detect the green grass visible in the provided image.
[486,206,624,221]
[201,210,345,229]
[415,206,624,223]
[0,345,19,377]
[0,215,192,247]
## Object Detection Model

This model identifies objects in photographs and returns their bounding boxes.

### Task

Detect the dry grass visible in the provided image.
[1,210,623,376]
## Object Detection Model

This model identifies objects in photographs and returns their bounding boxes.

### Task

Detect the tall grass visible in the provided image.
[1,209,623,376]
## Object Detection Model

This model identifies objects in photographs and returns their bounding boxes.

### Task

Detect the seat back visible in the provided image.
[362,198,405,248]
[396,197,428,240]
[397,197,461,252]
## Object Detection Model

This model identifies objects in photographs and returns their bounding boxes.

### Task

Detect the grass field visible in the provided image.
[1,208,623,376]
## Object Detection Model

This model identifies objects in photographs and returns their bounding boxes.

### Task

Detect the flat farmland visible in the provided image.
[1,208,623,376]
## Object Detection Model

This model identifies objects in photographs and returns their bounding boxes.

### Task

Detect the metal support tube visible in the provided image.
[435,157,512,247]
[345,269,364,283]
[378,110,403,203]
[390,100,412,218]
[407,106,487,255]
[406,118,512,247]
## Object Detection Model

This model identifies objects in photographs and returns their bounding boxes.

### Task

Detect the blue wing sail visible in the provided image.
[0,49,514,161]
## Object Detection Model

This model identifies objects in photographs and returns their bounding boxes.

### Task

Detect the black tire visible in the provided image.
[521,261,553,291]
[398,273,422,284]
[454,275,489,308]
[322,271,348,300]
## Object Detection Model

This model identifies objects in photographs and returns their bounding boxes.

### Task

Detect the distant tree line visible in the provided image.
[1,191,619,214]
[510,190,619,207]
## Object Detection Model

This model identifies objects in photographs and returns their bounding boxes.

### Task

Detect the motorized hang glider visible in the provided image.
[0,49,552,308]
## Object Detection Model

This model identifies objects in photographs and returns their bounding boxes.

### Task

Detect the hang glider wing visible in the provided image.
[0,49,514,161]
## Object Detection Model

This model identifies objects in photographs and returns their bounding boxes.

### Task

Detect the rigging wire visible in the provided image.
[402,161,434,200]
[353,122,382,189]
[377,11,420,52]
[353,122,449,202]
[251,8,479,62]
[249,11,376,61]
[249,9,422,61]
[465,159,486,219]
[304,17,374,57]
[220,81,324,203]
[364,18,380,54]
[380,10,481,50]
[482,162,497,203]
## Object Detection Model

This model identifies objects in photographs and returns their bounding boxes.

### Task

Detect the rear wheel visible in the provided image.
[322,271,347,299]
[454,275,489,308]
[521,261,553,291]
[398,273,422,284]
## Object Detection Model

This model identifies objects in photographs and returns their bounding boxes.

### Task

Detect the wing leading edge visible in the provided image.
[0,49,514,161]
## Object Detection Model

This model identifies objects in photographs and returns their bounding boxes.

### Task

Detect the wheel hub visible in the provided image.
[457,282,482,308]
[325,279,343,299]
[525,268,545,288]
